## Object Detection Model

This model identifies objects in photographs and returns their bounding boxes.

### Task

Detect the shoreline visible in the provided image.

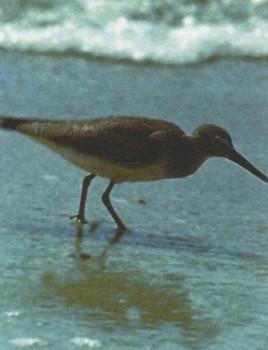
[1,46,268,68]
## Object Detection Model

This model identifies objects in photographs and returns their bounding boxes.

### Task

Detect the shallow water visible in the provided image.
[0,52,267,349]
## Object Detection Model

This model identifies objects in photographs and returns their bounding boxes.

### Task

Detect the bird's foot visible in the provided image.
[116,225,128,234]
[70,214,88,225]
[109,226,129,245]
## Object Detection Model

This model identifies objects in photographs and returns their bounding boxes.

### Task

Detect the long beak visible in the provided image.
[228,149,268,183]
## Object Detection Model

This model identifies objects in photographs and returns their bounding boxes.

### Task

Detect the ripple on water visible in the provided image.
[9,338,46,347]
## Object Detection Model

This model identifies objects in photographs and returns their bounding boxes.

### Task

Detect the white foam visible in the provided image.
[41,174,59,181]
[5,311,20,318]
[70,337,101,348]
[0,0,267,65]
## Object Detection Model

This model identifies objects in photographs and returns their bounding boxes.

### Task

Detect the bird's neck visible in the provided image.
[166,136,210,178]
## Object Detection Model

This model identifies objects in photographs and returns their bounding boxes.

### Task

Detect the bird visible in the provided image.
[0,115,267,232]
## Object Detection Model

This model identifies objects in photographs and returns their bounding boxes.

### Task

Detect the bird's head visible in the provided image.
[193,124,268,183]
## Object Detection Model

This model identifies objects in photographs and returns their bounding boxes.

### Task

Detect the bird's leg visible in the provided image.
[70,174,96,224]
[102,180,128,233]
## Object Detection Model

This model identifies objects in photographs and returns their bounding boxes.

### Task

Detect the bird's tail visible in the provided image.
[0,115,33,131]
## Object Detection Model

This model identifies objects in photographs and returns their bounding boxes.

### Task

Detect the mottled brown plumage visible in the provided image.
[0,115,267,231]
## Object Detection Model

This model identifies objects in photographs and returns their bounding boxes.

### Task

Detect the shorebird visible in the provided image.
[0,115,267,232]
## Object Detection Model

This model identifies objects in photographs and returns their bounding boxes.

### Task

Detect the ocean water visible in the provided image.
[0,0,268,64]
[0,1,268,349]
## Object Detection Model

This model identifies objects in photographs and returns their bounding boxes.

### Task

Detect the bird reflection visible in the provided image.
[40,224,219,347]
[74,222,125,261]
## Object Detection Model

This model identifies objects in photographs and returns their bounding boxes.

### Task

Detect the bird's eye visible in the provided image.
[212,136,223,146]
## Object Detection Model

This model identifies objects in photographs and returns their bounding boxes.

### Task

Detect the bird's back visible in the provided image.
[0,115,185,167]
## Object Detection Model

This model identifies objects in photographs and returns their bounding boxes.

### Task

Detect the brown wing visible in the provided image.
[15,116,186,166]
[48,117,185,166]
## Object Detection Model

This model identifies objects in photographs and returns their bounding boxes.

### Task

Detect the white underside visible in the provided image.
[35,137,167,183]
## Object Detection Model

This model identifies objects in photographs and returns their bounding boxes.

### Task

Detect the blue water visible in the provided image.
[0,0,268,64]
[0,50,267,349]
